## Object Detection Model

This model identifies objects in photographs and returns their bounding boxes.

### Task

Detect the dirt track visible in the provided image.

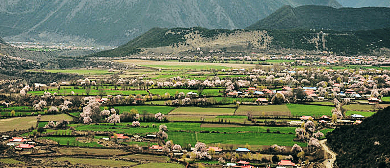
[320,139,336,168]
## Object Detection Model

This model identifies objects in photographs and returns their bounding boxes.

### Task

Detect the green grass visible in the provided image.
[287,104,333,117]
[345,111,376,117]
[40,114,74,121]
[149,89,221,96]
[53,157,136,167]
[170,107,236,115]
[235,105,290,116]
[113,106,176,115]
[305,102,334,106]
[0,158,25,165]
[382,97,390,102]
[141,64,228,70]
[265,59,295,63]
[0,106,34,111]
[40,137,103,147]
[344,104,375,111]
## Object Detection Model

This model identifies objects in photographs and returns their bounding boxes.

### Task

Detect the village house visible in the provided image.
[111,134,130,142]
[207,146,222,154]
[15,144,34,151]
[276,160,296,168]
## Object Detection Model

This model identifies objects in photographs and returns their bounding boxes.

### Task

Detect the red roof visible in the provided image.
[237,160,250,165]
[278,160,295,166]
[16,144,34,148]
[207,147,222,152]
[9,137,26,142]
[149,145,163,150]
[320,115,330,119]
[300,116,313,120]
[111,134,129,139]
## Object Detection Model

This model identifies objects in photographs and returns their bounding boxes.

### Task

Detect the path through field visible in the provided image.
[320,139,336,168]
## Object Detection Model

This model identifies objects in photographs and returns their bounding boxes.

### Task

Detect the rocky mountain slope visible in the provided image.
[337,0,390,8]
[0,0,340,46]
[247,5,390,31]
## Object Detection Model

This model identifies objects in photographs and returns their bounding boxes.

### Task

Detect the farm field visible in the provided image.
[169,107,236,115]
[40,114,74,121]
[0,117,37,132]
[52,157,137,167]
[44,69,118,75]
[113,105,176,114]
[134,163,185,168]
[40,137,103,147]
[344,104,375,111]
[287,104,333,117]
[58,148,130,156]
[345,111,376,117]
[235,105,291,116]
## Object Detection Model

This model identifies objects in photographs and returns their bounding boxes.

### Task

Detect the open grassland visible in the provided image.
[52,157,136,167]
[0,117,37,132]
[116,59,257,69]
[287,104,333,117]
[235,105,290,116]
[58,147,130,156]
[305,102,334,106]
[382,97,390,102]
[40,114,74,121]
[169,107,236,115]
[113,106,176,115]
[344,104,375,111]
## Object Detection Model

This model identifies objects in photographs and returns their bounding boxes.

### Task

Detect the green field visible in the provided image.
[134,163,184,168]
[169,107,236,115]
[40,114,74,121]
[382,97,390,102]
[235,105,290,116]
[0,158,25,165]
[344,104,375,111]
[287,104,333,117]
[40,137,103,147]
[113,106,176,115]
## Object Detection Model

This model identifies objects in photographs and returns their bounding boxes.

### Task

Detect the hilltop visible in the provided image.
[247,5,390,31]
[327,107,390,168]
[90,27,390,57]
[338,0,390,8]
[0,0,340,46]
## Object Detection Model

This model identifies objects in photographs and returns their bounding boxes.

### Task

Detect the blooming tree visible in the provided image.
[107,114,120,124]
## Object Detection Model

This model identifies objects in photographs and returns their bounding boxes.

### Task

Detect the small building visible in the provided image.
[236,147,250,152]
[368,97,380,104]
[207,147,222,154]
[277,160,296,168]
[15,144,34,151]
[300,116,313,121]
[149,145,163,151]
[236,160,253,168]
[319,115,331,121]
[7,137,27,146]
[111,134,130,142]
[351,114,365,119]
[256,98,268,105]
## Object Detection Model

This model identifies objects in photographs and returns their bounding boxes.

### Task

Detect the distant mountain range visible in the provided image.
[0,0,341,46]
[247,5,390,31]
[337,0,390,8]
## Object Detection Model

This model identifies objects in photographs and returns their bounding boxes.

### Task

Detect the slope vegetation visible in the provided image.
[0,0,340,46]
[326,107,390,168]
[247,5,390,31]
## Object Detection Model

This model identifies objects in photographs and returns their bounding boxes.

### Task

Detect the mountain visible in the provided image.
[0,37,4,44]
[0,0,340,46]
[337,0,390,8]
[326,107,390,168]
[247,5,390,31]
[90,27,390,57]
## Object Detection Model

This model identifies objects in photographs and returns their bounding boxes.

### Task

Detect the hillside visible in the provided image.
[247,5,390,31]
[0,0,340,46]
[326,107,390,168]
[90,27,390,57]
[338,0,390,8]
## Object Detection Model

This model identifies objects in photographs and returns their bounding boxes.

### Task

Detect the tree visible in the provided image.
[271,93,286,104]
[107,114,120,125]
[291,144,302,153]
[304,121,316,136]
[10,110,15,117]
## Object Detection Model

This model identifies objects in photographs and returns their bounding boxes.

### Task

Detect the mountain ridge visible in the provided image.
[247,5,390,31]
[0,0,341,46]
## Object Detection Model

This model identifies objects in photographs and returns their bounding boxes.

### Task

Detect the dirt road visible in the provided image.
[320,139,336,168]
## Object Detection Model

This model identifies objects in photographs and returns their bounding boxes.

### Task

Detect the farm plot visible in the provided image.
[40,137,102,147]
[169,107,235,115]
[345,111,376,117]
[58,147,130,156]
[51,157,136,167]
[40,114,74,121]
[287,104,333,117]
[235,105,291,116]
[344,104,375,112]
[134,163,184,168]
[44,69,118,75]
[113,106,176,114]
[166,115,247,123]
[0,117,37,132]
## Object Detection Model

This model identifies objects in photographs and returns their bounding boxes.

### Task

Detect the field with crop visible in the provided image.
[0,117,37,132]
[40,137,103,147]
[52,157,136,167]
[235,105,291,116]
[169,107,236,115]
[344,104,375,111]
[44,69,118,75]
[58,148,130,156]
[287,104,333,117]
[113,106,176,114]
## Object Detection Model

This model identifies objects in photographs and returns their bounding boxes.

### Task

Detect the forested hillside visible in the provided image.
[247,5,390,31]
[0,0,340,46]
[327,107,390,168]
[90,27,390,57]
